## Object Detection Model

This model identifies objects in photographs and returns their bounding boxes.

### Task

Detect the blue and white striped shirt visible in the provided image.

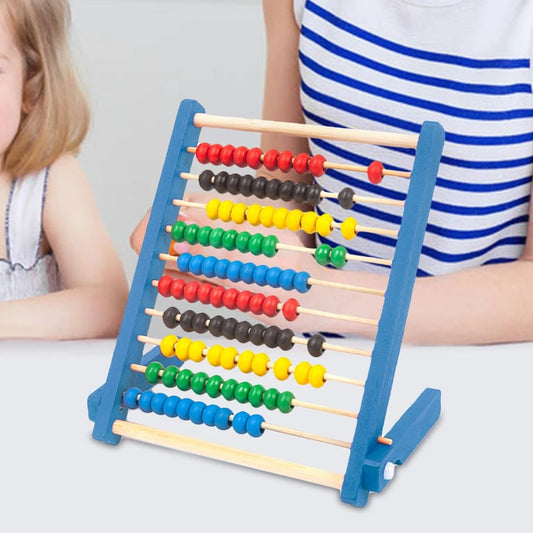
[294,0,533,276]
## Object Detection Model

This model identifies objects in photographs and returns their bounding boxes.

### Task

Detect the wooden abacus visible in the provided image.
[88,99,445,507]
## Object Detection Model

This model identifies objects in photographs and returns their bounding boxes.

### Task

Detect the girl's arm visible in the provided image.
[0,155,129,339]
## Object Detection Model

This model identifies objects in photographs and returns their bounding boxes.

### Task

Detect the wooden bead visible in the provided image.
[237,350,255,374]
[273,357,291,381]
[367,160,384,184]
[340,217,358,240]
[160,335,178,357]
[251,352,270,376]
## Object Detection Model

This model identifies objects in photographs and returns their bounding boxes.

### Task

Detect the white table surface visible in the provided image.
[1,337,531,533]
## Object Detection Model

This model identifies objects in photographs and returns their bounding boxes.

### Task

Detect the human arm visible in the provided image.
[0,154,129,339]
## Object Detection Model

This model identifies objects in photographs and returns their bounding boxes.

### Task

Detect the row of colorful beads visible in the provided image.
[314,244,348,269]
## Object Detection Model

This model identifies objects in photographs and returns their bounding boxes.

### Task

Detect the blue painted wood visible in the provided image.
[91,99,204,444]
[341,122,445,507]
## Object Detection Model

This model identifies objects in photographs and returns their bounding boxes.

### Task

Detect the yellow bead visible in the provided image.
[206,198,221,220]
[294,361,312,385]
[218,200,235,222]
[237,350,255,373]
[316,213,334,237]
[259,205,276,228]
[286,209,304,232]
[220,346,239,370]
[340,217,358,240]
[308,364,327,388]
[251,352,270,376]
[272,207,289,230]
[207,344,224,367]
[188,340,206,362]
[301,211,318,234]
[272,356,292,381]
[160,335,178,357]
[175,337,192,361]
[231,203,247,224]
[246,204,263,226]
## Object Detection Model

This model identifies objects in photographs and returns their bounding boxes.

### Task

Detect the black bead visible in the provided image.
[249,323,266,345]
[226,173,241,195]
[293,182,308,204]
[277,328,295,351]
[238,174,254,197]
[307,333,325,357]
[192,312,209,334]
[179,310,196,332]
[278,180,295,202]
[305,184,323,206]
[198,169,214,191]
[221,317,238,340]
[213,171,229,194]
[162,307,179,329]
[265,178,281,200]
[251,176,268,199]
[208,315,225,337]
[338,187,355,210]
[234,321,251,343]
[263,326,281,348]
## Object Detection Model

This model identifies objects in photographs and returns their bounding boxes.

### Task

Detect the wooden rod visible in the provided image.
[322,161,411,179]
[261,422,351,448]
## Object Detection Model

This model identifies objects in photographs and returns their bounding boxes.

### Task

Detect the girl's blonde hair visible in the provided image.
[3,0,90,177]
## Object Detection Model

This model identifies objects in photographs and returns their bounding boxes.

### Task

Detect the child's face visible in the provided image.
[0,6,25,171]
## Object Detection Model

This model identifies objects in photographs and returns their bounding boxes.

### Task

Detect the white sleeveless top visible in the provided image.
[294,0,533,276]
[0,168,62,301]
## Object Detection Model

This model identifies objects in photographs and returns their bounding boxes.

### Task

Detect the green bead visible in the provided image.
[145,361,163,384]
[263,388,280,410]
[205,375,224,398]
[248,233,264,255]
[330,245,347,268]
[197,225,212,247]
[190,371,209,394]
[277,391,295,413]
[161,365,179,388]
[234,382,252,403]
[170,221,187,242]
[221,229,238,251]
[184,223,199,245]
[248,384,266,408]
[176,368,193,391]
[209,227,225,248]
[314,243,331,266]
[261,235,279,258]
[220,378,238,401]
[235,231,251,253]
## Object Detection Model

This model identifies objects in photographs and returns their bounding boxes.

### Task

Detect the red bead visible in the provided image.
[233,146,249,167]
[262,149,279,171]
[157,275,173,297]
[209,285,225,308]
[235,290,253,312]
[293,153,311,174]
[277,150,294,172]
[170,278,186,299]
[281,298,300,321]
[308,154,326,177]
[197,283,214,304]
[367,161,384,184]
[219,144,235,166]
[183,281,200,303]
[248,293,265,315]
[262,295,280,317]
[246,147,263,169]
[222,288,239,309]
[195,142,210,164]
[207,143,223,165]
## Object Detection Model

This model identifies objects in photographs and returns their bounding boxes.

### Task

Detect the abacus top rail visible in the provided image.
[193,114,419,149]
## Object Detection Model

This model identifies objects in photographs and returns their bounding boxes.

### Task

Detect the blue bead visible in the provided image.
[176,397,194,420]
[279,269,296,291]
[202,404,219,426]
[232,411,250,434]
[265,267,282,288]
[214,407,233,430]
[151,392,168,415]
[177,252,193,272]
[123,387,140,409]
[214,258,230,279]
[293,271,311,293]
[162,395,180,417]
[227,261,243,282]
[189,255,204,276]
[138,390,154,413]
[252,264,268,286]
[246,414,265,438]
[240,262,255,284]
[189,401,207,424]
[202,256,218,278]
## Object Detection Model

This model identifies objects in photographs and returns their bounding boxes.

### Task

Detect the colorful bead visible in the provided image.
[265,266,282,288]
[175,337,192,361]
[286,209,304,232]
[315,243,331,266]
[151,392,167,415]
[220,379,238,401]
[207,143,223,165]
[248,293,265,315]
[307,333,326,357]
[246,414,265,437]
[197,283,213,304]
[188,255,204,276]
[367,160,384,184]
[163,395,180,417]
[227,260,243,282]
[214,258,230,279]
[170,278,186,299]
[316,213,334,237]
[308,365,327,388]
[176,397,193,420]
[233,146,249,167]
[293,271,311,293]
[259,205,276,227]
[209,285,225,307]
[190,372,209,395]
[218,200,235,222]
[219,144,235,166]
[261,235,279,258]
[123,387,140,409]
[176,368,193,391]
[251,352,270,376]
[272,207,289,230]
[246,147,263,169]
[262,295,280,317]
[207,344,223,366]
[144,361,162,385]
[234,382,252,403]
[231,202,247,224]
[240,262,255,284]
[294,361,312,385]
[265,179,281,200]
[237,349,255,373]
[246,204,263,226]
[202,404,219,426]
[188,340,206,362]
[262,149,279,171]
[306,183,323,206]
[160,334,178,357]
[308,154,326,177]
[196,225,211,247]
[301,211,319,234]
[277,150,294,172]
[340,217,358,240]
[207,227,224,248]
[161,365,179,387]
[277,391,295,413]
[183,281,199,302]
[262,388,279,410]
[235,290,253,312]
[330,246,348,268]
[232,411,250,434]
[138,390,154,412]
[281,298,299,321]
[189,401,207,424]
[252,264,269,286]
[170,221,186,243]
[279,269,296,291]
[248,233,264,255]
[221,229,238,251]
[220,347,238,370]
[195,142,210,164]
[338,187,355,210]
[183,223,199,245]
[292,153,310,174]
[205,375,224,398]
[235,231,251,253]
[248,385,265,408]
[206,198,221,220]
[214,407,233,430]
[273,357,291,381]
